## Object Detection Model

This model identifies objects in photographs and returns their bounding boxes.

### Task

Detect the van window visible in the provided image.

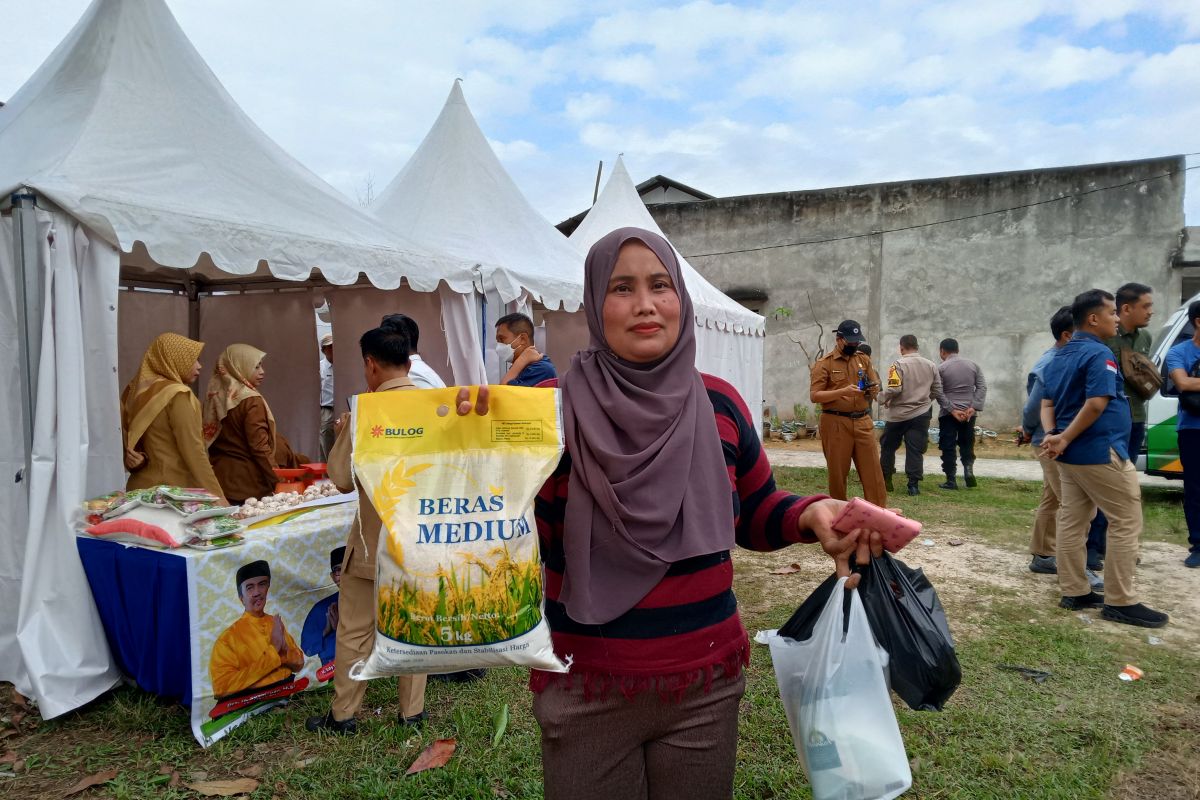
[1152,320,1193,362]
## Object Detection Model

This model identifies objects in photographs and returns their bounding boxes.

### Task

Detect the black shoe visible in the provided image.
[1185,552,1200,568]
[399,710,428,728]
[1029,555,1057,574]
[907,482,920,496]
[884,474,895,492]
[1101,603,1168,628]
[938,478,958,490]
[1059,592,1104,610]
[306,712,357,735]
[964,467,977,488]
[430,669,487,683]
[1086,549,1104,571]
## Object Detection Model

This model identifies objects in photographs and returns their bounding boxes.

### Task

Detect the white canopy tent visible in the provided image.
[371,81,584,313]
[369,82,587,380]
[0,0,483,718]
[570,157,766,416]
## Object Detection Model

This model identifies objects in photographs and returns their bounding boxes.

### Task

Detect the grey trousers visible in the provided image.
[533,672,746,800]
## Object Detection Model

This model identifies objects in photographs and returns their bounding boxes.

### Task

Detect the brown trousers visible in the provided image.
[819,413,888,507]
[1031,449,1061,557]
[331,571,426,721]
[1056,451,1140,606]
[533,673,746,800]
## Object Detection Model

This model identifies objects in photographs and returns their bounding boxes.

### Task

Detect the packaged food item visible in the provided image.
[160,487,223,503]
[349,386,568,678]
[184,533,245,551]
[184,515,244,541]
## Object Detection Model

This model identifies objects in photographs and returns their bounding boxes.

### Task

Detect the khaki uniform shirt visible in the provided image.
[879,353,946,422]
[327,376,415,581]
[126,391,226,502]
[810,350,878,414]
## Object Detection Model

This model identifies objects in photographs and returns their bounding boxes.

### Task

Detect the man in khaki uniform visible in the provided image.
[306,324,428,735]
[810,320,887,507]
[878,335,945,496]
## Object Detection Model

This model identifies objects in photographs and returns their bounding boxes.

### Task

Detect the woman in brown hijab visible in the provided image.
[203,344,309,503]
[121,333,226,503]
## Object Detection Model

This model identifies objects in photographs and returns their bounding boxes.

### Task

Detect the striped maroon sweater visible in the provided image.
[531,374,827,700]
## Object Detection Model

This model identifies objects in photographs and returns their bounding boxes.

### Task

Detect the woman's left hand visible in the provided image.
[797,498,884,589]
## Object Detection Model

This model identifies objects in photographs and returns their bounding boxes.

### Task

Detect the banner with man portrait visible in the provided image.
[186,504,352,747]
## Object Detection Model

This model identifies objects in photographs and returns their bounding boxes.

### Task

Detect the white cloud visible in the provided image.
[565,92,614,122]
[1128,43,1200,91]
[1013,44,1138,90]
[0,0,1196,226]
[488,138,540,162]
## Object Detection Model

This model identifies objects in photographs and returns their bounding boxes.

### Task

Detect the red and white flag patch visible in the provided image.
[1105,359,1119,374]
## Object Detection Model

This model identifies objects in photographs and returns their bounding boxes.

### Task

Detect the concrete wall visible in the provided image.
[649,156,1187,426]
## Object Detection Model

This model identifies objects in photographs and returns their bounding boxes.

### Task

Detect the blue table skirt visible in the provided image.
[77,537,192,704]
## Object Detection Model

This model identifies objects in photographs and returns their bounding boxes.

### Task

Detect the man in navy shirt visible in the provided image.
[495,312,557,387]
[1041,289,1167,628]
[1164,299,1200,569]
[301,546,344,666]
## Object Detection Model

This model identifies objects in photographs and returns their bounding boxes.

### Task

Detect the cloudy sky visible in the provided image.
[2,0,1197,225]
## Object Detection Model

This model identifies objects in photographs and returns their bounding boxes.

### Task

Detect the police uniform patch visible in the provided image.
[887,364,901,389]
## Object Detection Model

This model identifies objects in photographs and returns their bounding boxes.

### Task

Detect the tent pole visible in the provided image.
[184,275,200,341]
[11,191,42,485]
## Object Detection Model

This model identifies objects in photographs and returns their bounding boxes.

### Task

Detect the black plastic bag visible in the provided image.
[778,553,961,711]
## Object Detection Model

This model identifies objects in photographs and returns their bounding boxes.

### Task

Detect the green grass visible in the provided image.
[1,470,1195,799]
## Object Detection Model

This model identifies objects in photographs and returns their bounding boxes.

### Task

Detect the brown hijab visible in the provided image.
[558,227,735,625]
[121,333,204,450]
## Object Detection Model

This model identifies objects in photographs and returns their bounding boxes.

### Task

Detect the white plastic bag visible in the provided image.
[766,578,912,800]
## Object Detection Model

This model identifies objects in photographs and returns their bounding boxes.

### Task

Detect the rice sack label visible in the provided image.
[349,386,568,678]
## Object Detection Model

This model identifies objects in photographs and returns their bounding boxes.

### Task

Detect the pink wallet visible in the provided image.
[829,497,923,553]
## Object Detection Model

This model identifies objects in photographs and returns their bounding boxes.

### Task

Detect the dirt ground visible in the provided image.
[735,523,1200,653]
[761,428,1038,460]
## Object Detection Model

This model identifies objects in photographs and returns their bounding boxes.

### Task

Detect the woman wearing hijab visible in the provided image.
[204,344,309,504]
[473,227,881,800]
[121,333,226,502]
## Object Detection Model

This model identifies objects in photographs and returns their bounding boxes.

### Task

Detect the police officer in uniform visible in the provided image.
[810,320,888,507]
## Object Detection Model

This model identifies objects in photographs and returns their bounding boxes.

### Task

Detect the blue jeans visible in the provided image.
[1087,422,1146,557]
[1179,428,1200,553]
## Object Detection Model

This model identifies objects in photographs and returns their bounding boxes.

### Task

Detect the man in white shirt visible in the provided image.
[318,334,335,460]
[381,314,446,389]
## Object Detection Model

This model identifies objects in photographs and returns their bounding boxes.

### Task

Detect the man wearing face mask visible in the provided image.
[810,320,887,507]
[495,312,557,386]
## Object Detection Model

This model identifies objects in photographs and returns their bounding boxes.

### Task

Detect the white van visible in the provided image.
[1143,292,1200,479]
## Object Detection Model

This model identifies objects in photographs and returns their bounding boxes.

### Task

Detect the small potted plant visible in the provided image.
[770,415,782,439]
[780,420,796,442]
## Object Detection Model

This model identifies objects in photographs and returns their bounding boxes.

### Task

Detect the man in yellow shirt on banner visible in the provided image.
[210,560,305,699]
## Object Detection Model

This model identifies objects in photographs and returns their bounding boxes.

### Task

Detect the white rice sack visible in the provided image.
[349,386,568,678]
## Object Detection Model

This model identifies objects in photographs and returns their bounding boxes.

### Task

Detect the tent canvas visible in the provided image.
[0,0,485,719]
[570,157,766,416]
[370,81,584,314]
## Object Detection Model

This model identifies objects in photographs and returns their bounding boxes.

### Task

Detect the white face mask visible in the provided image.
[495,341,514,364]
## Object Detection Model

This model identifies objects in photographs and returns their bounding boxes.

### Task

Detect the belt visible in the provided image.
[823,409,868,419]
[320,405,334,410]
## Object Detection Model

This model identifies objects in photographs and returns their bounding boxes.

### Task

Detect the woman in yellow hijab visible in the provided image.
[121,333,227,503]
[204,344,309,503]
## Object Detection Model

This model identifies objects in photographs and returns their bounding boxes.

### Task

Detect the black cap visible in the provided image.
[835,320,865,343]
[235,560,270,590]
[330,546,346,572]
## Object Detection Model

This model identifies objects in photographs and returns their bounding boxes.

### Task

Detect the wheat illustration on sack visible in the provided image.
[349,386,568,677]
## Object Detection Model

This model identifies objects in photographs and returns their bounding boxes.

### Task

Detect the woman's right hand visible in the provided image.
[454,386,490,416]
